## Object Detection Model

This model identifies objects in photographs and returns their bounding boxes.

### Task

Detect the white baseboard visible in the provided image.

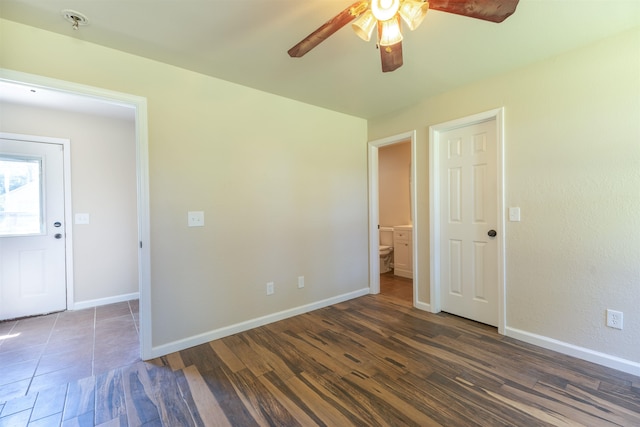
[72,292,140,310]
[149,287,370,359]
[505,327,640,377]
[414,300,431,312]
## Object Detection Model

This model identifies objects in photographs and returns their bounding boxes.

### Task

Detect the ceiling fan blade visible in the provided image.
[429,0,520,23]
[380,42,403,73]
[288,1,369,57]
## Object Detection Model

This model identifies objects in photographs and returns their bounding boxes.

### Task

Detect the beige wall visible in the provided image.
[369,28,640,363]
[379,141,411,227]
[0,103,138,304]
[0,20,368,349]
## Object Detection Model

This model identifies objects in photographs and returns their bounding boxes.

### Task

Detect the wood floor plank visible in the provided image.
[277,330,352,377]
[120,362,194,426]
[280,373,361,426]
[565,383,640,424]
[220,335,272,378]
[208,340,245,374]
[394,332,541,389]
[121,363,162,426]
[95,368,125,425]
[423,371,549,427]
[342,369,440,426]
[147,363,196,427]
[242,329,298,380]
[164,352,186,371]
[296,369,390,426]
[227,367,299,427]
[529,380,632,426]
[194,363,260,426]
[177,365,226,427]
[397,371,499,426]
[256,371,323,426]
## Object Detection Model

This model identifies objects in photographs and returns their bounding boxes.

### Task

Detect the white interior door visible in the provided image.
[0,138,67,320]
[439,119,498,326]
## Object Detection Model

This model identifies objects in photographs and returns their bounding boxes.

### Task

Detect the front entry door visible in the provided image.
[439,119,498,326]
[0,138,67,320]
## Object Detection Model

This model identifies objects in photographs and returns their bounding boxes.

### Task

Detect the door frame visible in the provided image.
[0,68,153,359]
[368,130,420,308]
[0,132,73,313]
[429,108,506,334]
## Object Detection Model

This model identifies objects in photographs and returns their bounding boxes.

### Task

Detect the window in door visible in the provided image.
[0,156,43,236]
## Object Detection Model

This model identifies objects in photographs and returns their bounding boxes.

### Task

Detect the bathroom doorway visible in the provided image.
[367,131,418,307]
[378,142,412,303]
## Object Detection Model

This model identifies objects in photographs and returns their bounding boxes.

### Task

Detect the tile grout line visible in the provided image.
[25,312,60,396]
[129,300,139,336]
[20,312,60,424]
[92,307,97,377]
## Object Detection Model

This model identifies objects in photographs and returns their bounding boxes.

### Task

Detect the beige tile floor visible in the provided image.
[0,300,140,403]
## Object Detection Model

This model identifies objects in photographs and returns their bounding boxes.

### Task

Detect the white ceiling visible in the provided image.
[1,0,639,119]
[0,79,136,120]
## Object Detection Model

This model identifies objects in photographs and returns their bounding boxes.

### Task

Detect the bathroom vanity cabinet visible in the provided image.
[393,226,413,279]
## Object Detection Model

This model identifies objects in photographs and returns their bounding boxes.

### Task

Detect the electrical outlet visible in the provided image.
[298,276,305,289]
[606,309,623,330]
[266,282,274,296]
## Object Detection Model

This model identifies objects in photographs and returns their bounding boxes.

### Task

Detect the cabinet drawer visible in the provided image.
[394,231,409,241]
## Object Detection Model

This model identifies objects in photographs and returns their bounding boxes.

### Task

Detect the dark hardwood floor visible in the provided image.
[1,283,639,426]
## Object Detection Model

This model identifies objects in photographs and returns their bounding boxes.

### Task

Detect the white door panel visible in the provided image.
[440,120,498,326]
[0,138,67,320]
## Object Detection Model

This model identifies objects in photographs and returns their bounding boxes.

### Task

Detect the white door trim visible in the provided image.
[0,69,153,359]
[429,108,506,334]
[0,132,73,313]
[368,131,423,309]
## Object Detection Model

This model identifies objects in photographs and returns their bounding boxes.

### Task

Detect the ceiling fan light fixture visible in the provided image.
[377,15,403,47]
[352,10,377,41]
[371,0,401,22]
[399,0,429,31]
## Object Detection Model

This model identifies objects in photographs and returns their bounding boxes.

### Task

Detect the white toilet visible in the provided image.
[379,227,394,273]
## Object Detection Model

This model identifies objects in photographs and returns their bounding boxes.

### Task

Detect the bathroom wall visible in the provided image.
[0,102,139,306]
[378,140,411,227]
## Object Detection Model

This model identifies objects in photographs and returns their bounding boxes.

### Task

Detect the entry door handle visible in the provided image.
[54,233,63,239]
[487,229,497,237]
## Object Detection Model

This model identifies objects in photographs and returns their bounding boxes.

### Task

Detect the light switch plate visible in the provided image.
[509,207,521,222]
[188,211,204,227]
[75,213,90,225]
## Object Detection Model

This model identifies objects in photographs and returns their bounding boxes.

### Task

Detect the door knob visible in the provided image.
[54,233,63,239]
[487,229,497,237]
[54,222,62,227]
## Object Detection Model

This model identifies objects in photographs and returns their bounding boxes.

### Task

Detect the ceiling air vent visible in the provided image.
[61,9,89,30]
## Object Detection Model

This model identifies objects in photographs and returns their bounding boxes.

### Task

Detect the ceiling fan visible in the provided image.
[288,0,520,72]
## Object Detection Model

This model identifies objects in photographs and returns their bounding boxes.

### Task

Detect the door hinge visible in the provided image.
[139,241,142,249]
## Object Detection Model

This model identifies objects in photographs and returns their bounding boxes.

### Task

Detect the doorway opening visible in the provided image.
[368,131,418,307]
[0,69,152,358]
